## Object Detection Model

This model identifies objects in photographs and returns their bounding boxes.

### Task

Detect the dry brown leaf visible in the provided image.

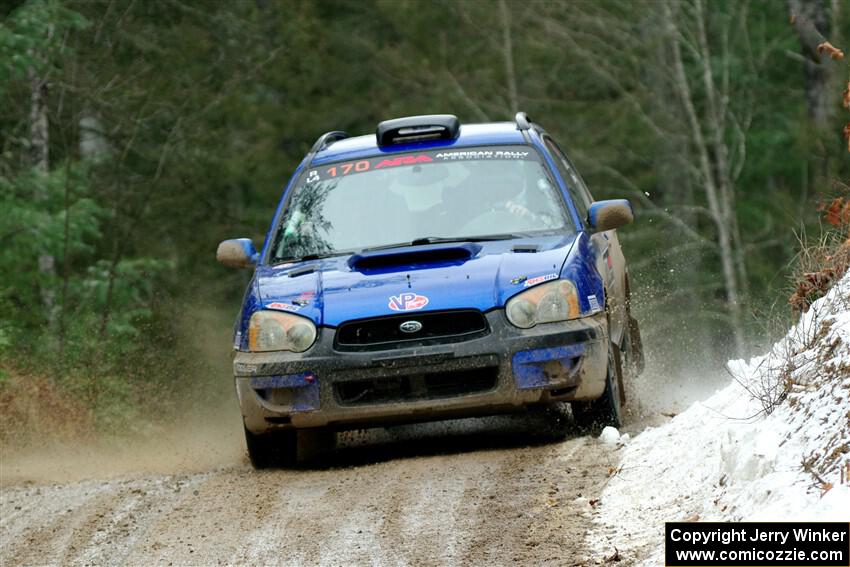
[682,513,700,522]
[844,124,850,153]
[817,41,845,60]
[605,547,621,563]
[820,482,833,496]
[843,82,850,109]
[821,198,850,227]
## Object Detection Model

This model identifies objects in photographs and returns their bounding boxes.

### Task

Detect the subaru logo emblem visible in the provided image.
[399,320,423,334]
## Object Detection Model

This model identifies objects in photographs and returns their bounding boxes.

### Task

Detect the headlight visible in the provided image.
[248,310,317,352]
[505,279,581,328]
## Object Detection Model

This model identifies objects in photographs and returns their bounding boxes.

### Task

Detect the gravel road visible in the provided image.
[1,413,625,566]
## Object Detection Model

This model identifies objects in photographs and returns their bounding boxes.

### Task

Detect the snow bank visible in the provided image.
[590,274,850,564]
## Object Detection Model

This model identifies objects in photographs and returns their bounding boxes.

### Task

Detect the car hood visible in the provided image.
[254,234,577,327]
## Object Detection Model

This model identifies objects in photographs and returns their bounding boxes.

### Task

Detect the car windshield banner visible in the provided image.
[306,145,540,183]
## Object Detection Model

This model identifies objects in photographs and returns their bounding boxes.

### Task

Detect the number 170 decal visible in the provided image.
[326,155,433,178]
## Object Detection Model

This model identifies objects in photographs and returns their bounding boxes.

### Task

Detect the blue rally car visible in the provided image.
[217,113,644,468]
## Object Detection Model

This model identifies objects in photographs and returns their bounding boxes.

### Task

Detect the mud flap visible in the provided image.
[613,341,626,406]
[627,315,645,376]
[570,340,622,431]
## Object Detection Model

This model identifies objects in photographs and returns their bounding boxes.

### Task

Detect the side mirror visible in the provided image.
[217,238,259,269]
[587,199,634,232]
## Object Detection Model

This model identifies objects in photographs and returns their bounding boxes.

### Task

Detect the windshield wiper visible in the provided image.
[360,234,524,253]
[271,251,348,265]
[273,234,527,263]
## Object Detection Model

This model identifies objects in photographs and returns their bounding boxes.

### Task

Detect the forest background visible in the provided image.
[1,0,848,437]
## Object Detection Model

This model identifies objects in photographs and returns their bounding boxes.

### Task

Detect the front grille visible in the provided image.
[334,366,498,406]
[335,310,488,351]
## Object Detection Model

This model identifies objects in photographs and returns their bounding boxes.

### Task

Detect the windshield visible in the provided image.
[270,145,571,262]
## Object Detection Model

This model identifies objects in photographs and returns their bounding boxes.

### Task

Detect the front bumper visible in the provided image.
[235,310,608,433]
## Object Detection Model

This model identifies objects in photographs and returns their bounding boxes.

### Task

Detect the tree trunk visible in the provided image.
[788,0,833,129]
[643,4,711,351]
[29,65,58,332]
[694,0,751,309]
[498,0,519,114]
[28,69,50,173]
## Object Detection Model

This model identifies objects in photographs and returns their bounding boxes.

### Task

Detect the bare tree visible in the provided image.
[664,0,751,356]
[536,0,761,356]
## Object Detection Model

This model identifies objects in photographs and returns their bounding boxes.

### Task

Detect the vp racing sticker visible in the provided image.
[388,292,429,312]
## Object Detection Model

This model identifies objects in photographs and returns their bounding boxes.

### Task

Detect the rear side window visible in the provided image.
[543,137,594,225]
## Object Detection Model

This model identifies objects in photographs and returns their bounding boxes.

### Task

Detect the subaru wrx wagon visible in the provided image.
[217,113,644,468]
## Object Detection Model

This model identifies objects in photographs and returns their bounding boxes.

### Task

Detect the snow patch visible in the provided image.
[589,273,850,565]
[599,426,621,445]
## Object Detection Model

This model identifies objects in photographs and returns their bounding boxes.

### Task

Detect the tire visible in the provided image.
[244,426,336,469]
[295,428,336,464]
[537,403,573,440]
[244,427,297,469]
[570,340,623,432]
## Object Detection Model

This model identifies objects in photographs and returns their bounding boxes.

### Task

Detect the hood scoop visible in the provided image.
[349,243,480,273]
[512,243,540,253]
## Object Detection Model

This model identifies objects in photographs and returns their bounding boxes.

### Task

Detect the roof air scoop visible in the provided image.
[376,114,460,147]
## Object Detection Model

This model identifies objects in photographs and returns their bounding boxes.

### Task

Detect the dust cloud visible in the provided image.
[1,302,245,485]
[1,410,245,484]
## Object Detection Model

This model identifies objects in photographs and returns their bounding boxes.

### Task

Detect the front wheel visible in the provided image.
[244,427,297,469]
[244,426,336,469]
[570,340,623,432]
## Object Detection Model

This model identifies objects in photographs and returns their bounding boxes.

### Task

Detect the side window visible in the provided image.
[543,137,594,224]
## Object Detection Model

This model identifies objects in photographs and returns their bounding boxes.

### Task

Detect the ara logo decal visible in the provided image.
[388,293,429,312]
[266,302,301,312]
[374,155,433,169]
[523,273,559,287]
